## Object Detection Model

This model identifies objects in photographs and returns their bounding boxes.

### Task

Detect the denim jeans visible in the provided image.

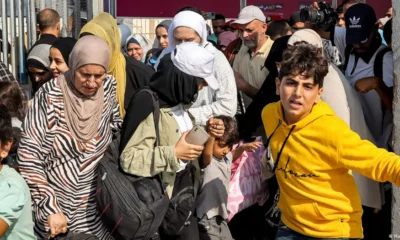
[275,223,360,240]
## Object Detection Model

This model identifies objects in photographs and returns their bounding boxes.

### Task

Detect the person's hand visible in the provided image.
[241,141,263,152]
[175,132,205,160]
[207,117,225,138]
[234,72,250,92]
[312,2,320,10]
[47,212,67,238]
[355,77,379,93]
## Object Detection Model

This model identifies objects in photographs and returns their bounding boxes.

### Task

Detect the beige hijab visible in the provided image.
[58,35,111,142]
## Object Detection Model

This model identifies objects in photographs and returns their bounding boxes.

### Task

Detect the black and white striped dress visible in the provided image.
[18,75,122,239]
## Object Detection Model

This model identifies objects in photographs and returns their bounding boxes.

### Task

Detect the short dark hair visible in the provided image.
[176,6,202,15]
[337,4,344,14]
[38,9,60,31]
[0,104,14,149]
[215,116,239,148]
[383,18,392,45]
[213,14,225,21]
[0,82,27,121]
[279,42,329,88]
[266,20,291,40]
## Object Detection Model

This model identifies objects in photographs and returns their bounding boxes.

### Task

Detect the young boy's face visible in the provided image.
[276,73,323,124]
[213,140,232,160]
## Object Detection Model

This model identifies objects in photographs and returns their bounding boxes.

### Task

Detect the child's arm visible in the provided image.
[200,137,215,169]
[232,141,263,162]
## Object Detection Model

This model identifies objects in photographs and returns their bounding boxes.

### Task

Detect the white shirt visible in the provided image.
[345,44,394,149]
[189,47,237,125]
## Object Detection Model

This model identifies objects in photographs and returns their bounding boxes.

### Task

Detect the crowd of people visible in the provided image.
[0,0,397,240]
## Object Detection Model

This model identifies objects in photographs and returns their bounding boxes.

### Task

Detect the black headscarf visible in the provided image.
[120,53,202,151]
[149,53,203,108]
[51,37,77,66]
[238,35,290,140]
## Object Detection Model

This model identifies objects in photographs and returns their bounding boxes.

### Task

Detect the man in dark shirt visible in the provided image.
[29,9,60,52]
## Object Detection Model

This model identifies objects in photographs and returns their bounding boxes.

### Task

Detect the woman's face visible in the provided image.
[49,47,69,78]
[28,67,52,83]
[127,43,144,61]
[173,27,201,45]
[156,26,169,49]
[74,64,107,96]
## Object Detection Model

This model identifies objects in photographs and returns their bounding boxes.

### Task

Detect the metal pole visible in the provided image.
[62,0,68,36]
[27,0,32,49]
[87,0,93,21]
[332,0,338,8]
[240,0,247,10]
[18,0,26,84]
[110,0,115,18]
[1,0,9,66]
[30,0,36,45]
[10,0,17,76]
[73,0,81,39]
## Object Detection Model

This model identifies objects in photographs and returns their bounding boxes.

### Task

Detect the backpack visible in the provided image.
[343,45,392,80]
[159,161,196,237]
[96,88,169,240]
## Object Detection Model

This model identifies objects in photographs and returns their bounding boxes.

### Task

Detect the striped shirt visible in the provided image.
[18,75,122,239]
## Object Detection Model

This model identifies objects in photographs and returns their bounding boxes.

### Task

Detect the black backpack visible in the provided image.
[159,161,196,237]
[343,45,392,80]
[96,88,169,240]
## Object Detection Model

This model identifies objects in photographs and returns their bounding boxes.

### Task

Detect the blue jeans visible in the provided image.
[276,223,360,240]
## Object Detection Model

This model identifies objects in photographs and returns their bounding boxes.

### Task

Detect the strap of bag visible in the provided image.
[373,47,391,81]
[136,88,160,147]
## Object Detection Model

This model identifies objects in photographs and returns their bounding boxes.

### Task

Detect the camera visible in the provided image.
[300,2,338,31]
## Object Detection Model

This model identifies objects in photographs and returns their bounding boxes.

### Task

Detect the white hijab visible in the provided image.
[154,11,211,70]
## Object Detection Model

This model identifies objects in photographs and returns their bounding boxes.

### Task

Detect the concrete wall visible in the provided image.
[393,0,400,236]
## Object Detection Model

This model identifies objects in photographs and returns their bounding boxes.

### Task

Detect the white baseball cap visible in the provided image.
[233,5,266,25]
[171,42,219,90]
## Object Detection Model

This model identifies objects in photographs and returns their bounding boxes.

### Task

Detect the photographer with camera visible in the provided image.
[303,2,393,240]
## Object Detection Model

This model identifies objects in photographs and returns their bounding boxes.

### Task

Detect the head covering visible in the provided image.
[27,44,52,70]
[224,20,239,30]
[288,29,323,48]
[218,31,237,47]
[289,11,302,26]
[126,36,141,47]
[345,3,377,45]
[58,35,111,142]
[80,12,127,117]
[233,5,266,25]
[171,41,218,90]
[51,37,77,67]
[154,11,209,70]
[118,24,132,48]
[149,54,203,108]
[156,20,172,34]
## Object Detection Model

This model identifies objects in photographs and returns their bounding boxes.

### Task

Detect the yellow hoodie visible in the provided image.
[262,101,400,239]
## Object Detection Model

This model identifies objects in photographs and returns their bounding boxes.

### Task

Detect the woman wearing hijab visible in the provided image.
[18,35,122,239]
[80,13,154,118]
[120,42,223,239]
[146,20,172,67]
[125,36,144,61]
[49,37,76,78]
[27,43,53,94]
[155,10,237,127]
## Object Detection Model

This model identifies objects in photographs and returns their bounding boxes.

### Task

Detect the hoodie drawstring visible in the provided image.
[272,125,296,172]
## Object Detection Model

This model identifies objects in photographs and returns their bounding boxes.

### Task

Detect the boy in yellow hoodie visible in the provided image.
[261,42,400,240]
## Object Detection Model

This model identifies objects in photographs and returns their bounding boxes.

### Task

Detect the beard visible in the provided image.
[242,32,262,50]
